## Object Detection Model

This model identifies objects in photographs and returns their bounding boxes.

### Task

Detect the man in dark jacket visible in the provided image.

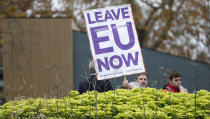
[78,60,113,94]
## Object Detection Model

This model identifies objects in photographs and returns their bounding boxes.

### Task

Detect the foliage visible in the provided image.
[73,0,210,63]
[0,88,209,119]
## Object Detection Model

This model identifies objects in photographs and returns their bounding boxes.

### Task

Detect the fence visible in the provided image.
[2,18,73,99]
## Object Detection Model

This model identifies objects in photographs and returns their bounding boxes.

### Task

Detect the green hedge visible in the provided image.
[0,88,209,119]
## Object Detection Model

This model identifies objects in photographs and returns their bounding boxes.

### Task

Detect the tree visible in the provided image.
[0,0,209,63]
[73,0,210,63]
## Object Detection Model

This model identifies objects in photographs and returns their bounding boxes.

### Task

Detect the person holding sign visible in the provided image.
[78,60,113,94]
[163,71,188,93]
[122,72,148,89]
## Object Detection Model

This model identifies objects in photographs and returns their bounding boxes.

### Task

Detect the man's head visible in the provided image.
[135,72,148,88]
[168,71,182,87]
[89,59,96,75]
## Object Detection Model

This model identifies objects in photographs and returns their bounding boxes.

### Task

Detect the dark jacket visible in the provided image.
[79,75,113,94]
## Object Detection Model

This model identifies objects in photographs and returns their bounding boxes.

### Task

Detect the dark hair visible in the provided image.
[168,71,182,80]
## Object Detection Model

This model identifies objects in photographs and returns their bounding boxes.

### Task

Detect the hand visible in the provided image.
[179,85,188,92]
[122,76,130,89]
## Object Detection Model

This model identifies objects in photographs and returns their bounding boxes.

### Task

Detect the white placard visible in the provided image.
[83,4,145,80]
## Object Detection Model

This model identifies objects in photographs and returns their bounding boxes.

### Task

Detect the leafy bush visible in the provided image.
[0,88,209,119]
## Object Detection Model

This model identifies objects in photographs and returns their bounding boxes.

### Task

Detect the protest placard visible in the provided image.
[83,4,145,80]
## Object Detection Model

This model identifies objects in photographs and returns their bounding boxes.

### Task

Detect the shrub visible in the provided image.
[0,88,209,119]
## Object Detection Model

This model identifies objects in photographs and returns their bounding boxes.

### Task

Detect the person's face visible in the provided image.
[136,74,148,88]
[169,77,182,87]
